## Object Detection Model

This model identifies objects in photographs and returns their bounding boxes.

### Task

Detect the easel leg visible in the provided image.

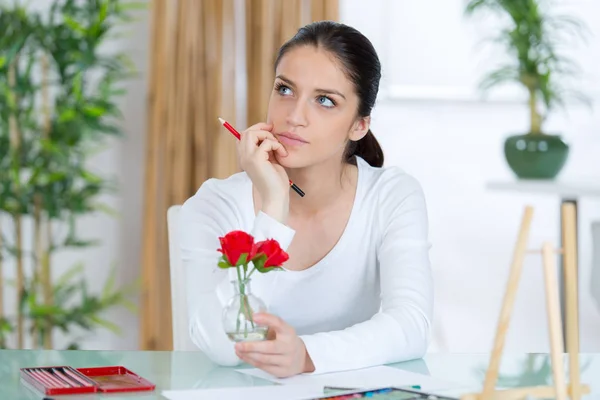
[542,242,567,400]
[481,206,533,399]
[562,203,581,400]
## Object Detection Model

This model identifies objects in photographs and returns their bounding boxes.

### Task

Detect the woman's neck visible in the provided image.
[287,159,358,216]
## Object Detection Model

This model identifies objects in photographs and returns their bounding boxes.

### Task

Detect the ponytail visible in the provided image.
[345,129,384,167]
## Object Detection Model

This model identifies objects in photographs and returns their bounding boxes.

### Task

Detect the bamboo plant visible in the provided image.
[0,0,143,350]
[464,0,591,135]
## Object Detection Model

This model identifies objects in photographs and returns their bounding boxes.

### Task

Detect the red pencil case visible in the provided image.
[20,365,156,395]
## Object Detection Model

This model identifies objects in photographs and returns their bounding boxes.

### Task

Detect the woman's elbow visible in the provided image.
[389,308,432,363]
[189,320,242,367]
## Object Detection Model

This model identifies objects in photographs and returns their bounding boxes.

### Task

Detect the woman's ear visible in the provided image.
[349,116,370,141]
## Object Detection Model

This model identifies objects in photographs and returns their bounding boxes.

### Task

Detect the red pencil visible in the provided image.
[218,117,305,197]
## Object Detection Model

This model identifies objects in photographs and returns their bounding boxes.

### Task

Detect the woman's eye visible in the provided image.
[277,85,292,96]
[317,96,335,108]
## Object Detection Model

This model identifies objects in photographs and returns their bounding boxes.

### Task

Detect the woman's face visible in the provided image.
[266,45,369,169]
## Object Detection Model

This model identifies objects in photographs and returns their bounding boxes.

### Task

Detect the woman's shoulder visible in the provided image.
[356,157,429,236]
[357,157,426,204]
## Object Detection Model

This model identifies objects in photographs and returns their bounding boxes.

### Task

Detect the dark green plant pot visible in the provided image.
[504,133,569,179]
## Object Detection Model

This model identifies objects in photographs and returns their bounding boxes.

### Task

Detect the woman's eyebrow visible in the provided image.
[276,74,346,99]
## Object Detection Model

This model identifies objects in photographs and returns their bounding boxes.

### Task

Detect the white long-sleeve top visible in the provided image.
[179,156,433,375]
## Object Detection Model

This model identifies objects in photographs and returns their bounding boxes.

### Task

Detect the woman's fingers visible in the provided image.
[237,351,283,366]
[257,138,288,158]
[245,130,278,148]
[238,123,288,159]
[245,121,273,132]
[236,351,292,378]
[258,139,287,160]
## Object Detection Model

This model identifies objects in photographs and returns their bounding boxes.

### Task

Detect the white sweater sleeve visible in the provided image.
[179,179,296,366]
[300,171,433,374]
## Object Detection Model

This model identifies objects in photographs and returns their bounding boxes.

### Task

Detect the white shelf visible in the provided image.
[486,180,600,198]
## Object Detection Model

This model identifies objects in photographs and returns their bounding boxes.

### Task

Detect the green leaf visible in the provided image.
[64,237,101,247]
[218,255,232,269]
[55,262,85,289]
[91,202,119,217]
[81,170,103,184]
[63,16,86,34]
[478,65,520,92]
[252,254,268,273]
[120,299,138,314]
[28,304,65,318]
[101,269,117,302]
[89,315,122,334]
[235,253,252,267]
[83,105,105,117]
[0,318,13,333]
[58,109,77,123]
[95,2,109,30]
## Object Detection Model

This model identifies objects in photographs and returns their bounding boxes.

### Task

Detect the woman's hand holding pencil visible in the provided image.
[219,118,295,224]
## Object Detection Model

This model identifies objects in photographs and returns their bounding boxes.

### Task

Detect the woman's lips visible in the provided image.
[276,133,308,146]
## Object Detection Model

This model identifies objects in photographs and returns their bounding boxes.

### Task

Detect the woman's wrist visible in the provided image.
[261,196,289,225]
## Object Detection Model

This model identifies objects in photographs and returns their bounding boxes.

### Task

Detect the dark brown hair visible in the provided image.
[274,21,384,168]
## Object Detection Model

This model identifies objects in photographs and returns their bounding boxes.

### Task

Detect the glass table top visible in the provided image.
[1,350,598,399]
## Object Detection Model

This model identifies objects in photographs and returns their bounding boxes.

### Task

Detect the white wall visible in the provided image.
[341,0,600,353]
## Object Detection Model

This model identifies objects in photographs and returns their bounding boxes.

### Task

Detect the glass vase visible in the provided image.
[222,278,268,342]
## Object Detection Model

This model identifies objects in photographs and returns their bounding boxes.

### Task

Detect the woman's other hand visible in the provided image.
[234,313,315,378]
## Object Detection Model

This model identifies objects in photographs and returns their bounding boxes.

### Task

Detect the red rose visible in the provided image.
[254,239,289,271]
[217,230,257,266]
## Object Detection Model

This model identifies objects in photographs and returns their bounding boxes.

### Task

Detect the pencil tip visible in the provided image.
[218,117,225,125]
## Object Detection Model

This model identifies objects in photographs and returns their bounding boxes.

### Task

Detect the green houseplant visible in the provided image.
[465,0,591,179]
[0,0,142,349]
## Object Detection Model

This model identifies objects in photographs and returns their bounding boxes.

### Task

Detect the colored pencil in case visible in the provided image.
[33,369,61,387]
[48,369,74,387]
[28,370,55,388]
[62,367,95,387]
[218,117,306,198]
[42,369,67,387]
[51,368,79,387]
[35,369,61,387]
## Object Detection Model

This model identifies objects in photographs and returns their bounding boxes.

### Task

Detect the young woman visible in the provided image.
[180,20,433,378]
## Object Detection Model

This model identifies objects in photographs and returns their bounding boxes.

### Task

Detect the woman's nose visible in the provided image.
[286,100,308,127]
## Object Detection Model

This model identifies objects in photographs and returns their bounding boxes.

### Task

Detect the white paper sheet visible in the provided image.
[162,384,326,400]
[236,365,460,392]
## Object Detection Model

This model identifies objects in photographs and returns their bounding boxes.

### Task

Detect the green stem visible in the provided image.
[236,264,243,284]
[235,266,242,334]
[245,295,255,329]
[235,265,256,337]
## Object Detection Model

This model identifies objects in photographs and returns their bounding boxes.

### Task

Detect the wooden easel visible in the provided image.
[460,204,589,400]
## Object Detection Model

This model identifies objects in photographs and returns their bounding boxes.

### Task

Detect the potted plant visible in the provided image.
[0,0,143,349]
[465,0,592,179]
